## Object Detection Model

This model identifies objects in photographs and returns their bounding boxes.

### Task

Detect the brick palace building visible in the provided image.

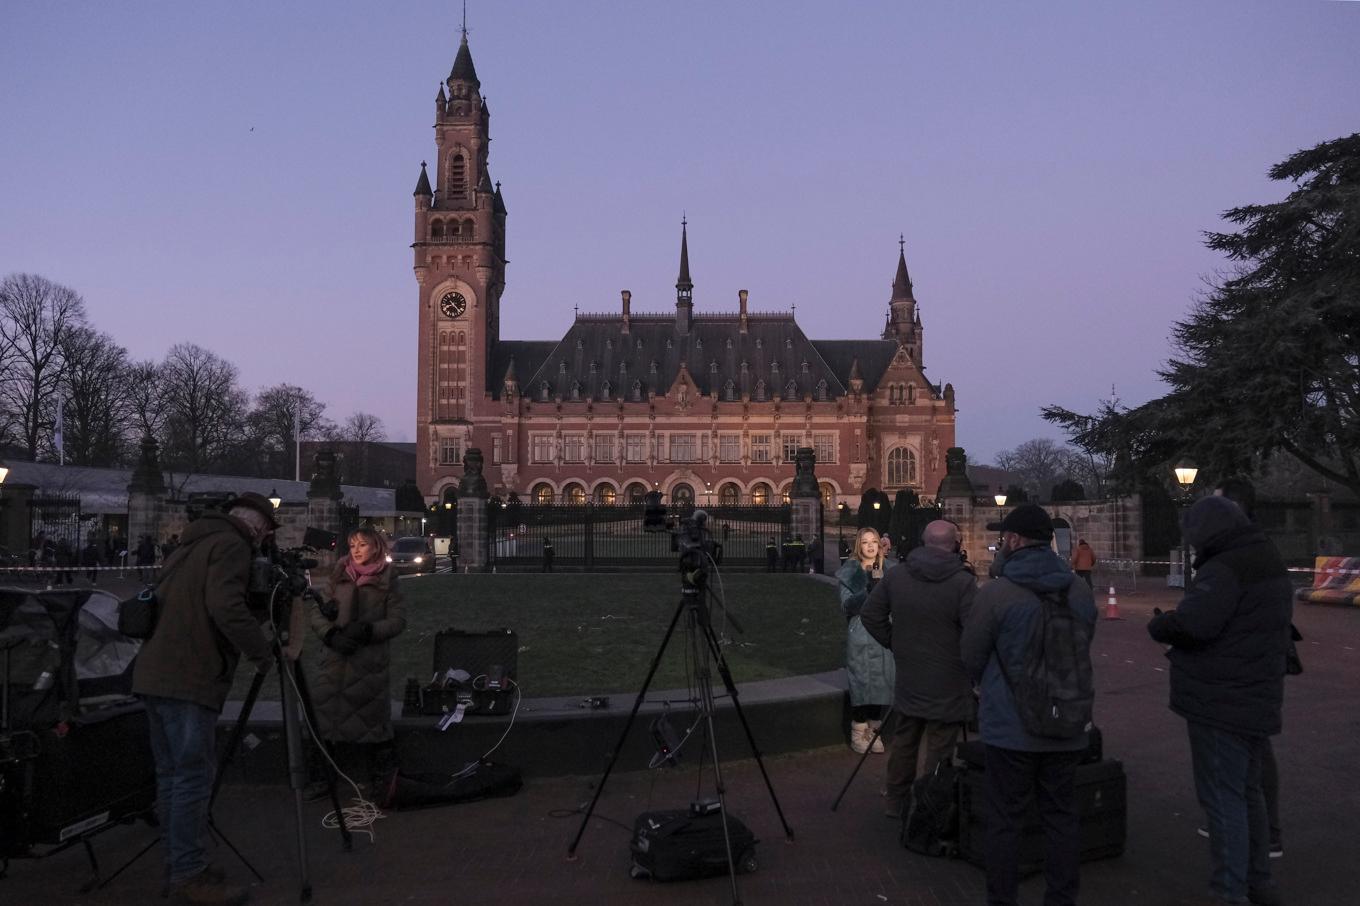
[413,32,957,510]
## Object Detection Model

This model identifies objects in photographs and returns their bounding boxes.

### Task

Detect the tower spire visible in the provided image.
[677,215,693,290]
[675,217,693,335]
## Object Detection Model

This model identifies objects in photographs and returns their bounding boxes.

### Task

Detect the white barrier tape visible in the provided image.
[3,564,163,573]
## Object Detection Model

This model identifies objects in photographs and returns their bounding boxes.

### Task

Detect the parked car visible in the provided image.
[387,536,435,574]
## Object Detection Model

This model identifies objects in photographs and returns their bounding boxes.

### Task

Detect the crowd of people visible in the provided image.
[839,486,1290,906]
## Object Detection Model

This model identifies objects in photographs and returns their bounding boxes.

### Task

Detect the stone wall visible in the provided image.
[940,495,1143,576]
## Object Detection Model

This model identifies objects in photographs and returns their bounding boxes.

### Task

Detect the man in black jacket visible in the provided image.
[1148,495,1290,906]
[862,520,976,819]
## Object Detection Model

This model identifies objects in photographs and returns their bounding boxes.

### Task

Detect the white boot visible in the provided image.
[850,721,870,754]
[867,719,886,753]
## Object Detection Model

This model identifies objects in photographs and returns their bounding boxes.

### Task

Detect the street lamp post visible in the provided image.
[837,502,848,560]
[1173,459,1199,587]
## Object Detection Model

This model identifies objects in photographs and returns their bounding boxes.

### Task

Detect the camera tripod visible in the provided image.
[567,564,794,906]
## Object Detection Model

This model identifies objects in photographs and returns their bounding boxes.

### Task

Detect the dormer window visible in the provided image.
[571,382,581,401]
[724,380,736,401]
[815,379,828,401]
[755,380,767,402]
[539,382,551,401]
[785,380,797,399]
[601,381,612,400]
[631,380,643,401]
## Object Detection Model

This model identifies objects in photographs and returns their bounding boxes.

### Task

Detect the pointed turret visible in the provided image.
[414,161,433,198]
[892,246,913,299]
[493,181,507,215]
[675,218,693,335]
[882,237,921,356]
[437,84,447,107]
[449,33,480,87]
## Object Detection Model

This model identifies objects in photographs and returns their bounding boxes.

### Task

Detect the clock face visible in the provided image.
[439,291,467,318]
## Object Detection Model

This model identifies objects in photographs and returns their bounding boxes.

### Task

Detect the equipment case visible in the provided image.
[408,628,518,717]
[956,757,1127,875]
[629,808,758,882]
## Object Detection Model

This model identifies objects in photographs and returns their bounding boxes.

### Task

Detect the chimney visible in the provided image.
[738,289,749,334]
[621,290,631,334]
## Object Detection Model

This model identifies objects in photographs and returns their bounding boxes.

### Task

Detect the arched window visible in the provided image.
[532,483,554,505]
[443,486,459,505]
[780,485,791,505]
[754,380,767,402]
[819,482,835,508]
[431,220,445,239]
[723,380,736,401]
[784,380,797,399]
[815,379,828,401]
[625,482,648,504]
[462,218,475,240]
[750,482,771,506]
[718,483,740,506]
[600,381,611,401]
[671,483,694,506]
[595,484,617,505]
[887,447,918,487]
[907,384,916,404]
[631,380,642,401]
[563,482,587,505]
[450,154,467,194]
[570,382,581,401]
[449,220,461,237]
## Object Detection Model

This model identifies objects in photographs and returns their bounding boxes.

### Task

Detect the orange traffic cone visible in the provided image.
[1104,585,1123,621]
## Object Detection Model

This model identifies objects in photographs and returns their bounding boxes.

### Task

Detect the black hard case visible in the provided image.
[409,628,518,716]
[956,757,1127,875]
[630,808,758,882]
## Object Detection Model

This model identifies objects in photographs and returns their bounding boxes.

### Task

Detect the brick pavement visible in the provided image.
[4,586,1358,905]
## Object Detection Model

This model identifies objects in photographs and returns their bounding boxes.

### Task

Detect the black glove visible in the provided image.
[342,621,374,645]
[1153,607,1164,617]
[323,627,361,656]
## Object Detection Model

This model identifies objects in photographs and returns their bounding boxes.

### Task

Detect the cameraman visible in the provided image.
[132,492,278,906]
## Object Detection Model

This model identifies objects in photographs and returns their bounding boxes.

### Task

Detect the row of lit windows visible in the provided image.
[526,480,841,508]
[525,432,837,465]
[534,378,831,403]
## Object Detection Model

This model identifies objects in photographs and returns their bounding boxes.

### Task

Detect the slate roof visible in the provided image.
[500,313,878,403]
[490,340,558,395]
[810,340,901,394]
[449,35,479,86]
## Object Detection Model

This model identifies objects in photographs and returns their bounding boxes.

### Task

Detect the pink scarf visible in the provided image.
[344,555,387,587]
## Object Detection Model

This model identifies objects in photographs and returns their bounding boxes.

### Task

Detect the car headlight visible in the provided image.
[385,555,393,563]
[413,556,423,564]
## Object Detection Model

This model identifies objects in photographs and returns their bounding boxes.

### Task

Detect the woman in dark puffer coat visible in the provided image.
[309,526,407,791]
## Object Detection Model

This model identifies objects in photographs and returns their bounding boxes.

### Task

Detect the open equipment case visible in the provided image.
[0,586,156,888]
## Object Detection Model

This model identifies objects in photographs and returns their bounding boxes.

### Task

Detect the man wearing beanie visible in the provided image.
[1149,495,1291,906]
[961,503,1097,906]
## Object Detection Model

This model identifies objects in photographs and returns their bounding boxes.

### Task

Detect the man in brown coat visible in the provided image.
[132,493,278,906]
[861,519,977,818]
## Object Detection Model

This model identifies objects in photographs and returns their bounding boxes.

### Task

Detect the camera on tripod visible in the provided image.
[640,492,722,580]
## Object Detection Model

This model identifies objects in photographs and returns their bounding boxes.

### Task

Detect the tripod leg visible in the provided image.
[691,608,743,906]
[567,596,687,859]
[290,659,353,851]
[277,654,316,903]
[209,667,268,813]
[830,713,889,811]
[699,620,796,842]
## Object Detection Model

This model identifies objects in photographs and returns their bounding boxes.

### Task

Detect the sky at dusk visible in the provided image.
[3,1,1357,464]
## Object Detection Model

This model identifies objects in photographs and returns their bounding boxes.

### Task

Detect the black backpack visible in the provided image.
[996,583,1094,740]
[901,751,961,857]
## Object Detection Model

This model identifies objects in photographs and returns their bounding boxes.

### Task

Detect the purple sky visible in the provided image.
[3,2,1357,464]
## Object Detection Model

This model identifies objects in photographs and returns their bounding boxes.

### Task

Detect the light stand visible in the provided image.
[566,552,794,905]
[1173,460,1198,587]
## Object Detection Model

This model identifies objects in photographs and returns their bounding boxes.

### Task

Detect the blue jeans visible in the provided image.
[1186,720,1273,902]
[143,695,218,885]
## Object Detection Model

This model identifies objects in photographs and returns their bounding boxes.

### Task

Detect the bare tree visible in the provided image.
[342,412,386,443]
[123,359,169,443]
[160,342,249,477]
[247,384,333,478]
[0,273,88,459]
[994,438,1087,501]
[57,325,131,466]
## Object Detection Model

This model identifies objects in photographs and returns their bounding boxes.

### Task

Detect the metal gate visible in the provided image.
[487,503,792,572]
[27,492,84,571]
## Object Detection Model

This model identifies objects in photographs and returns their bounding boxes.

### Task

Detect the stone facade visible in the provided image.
[412,33,957,511]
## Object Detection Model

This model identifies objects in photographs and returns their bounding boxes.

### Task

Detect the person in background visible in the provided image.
[82,537,102,584]
[542,535,555,573]
[136,534,157,583]
[836,527,895,754]
[309,526,408,797]
[1071,538,1097,588]
[791,534,807,572]
[766,537,779,572]
[862,520,976,819]
[132,492,278,906]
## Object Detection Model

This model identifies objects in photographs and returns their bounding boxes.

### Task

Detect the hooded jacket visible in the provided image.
[961,542,1097,752]
[861,545,977,722]
[131,512,272,712]
[1147,495,1292,737]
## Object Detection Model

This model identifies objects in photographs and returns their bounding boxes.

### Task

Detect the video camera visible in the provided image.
[248,542,322,613]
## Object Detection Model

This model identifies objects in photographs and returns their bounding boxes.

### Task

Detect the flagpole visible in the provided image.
[56,398,64,466]
[294,408,301,482]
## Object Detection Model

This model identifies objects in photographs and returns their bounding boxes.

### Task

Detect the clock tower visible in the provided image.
[413,28,507,499]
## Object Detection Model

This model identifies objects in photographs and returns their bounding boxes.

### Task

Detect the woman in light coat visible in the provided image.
[835,527,896,753]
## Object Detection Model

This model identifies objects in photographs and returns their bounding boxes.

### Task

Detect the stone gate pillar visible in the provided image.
[934,446,981,567]
[790,447,824,572]
[457,448,490,572]
[126,435,167,553]
[307,451,344,569]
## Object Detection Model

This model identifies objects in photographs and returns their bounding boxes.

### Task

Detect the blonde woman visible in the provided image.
[835,527,896,753]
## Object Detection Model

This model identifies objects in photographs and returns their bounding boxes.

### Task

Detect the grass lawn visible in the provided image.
[231,572,845,701]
